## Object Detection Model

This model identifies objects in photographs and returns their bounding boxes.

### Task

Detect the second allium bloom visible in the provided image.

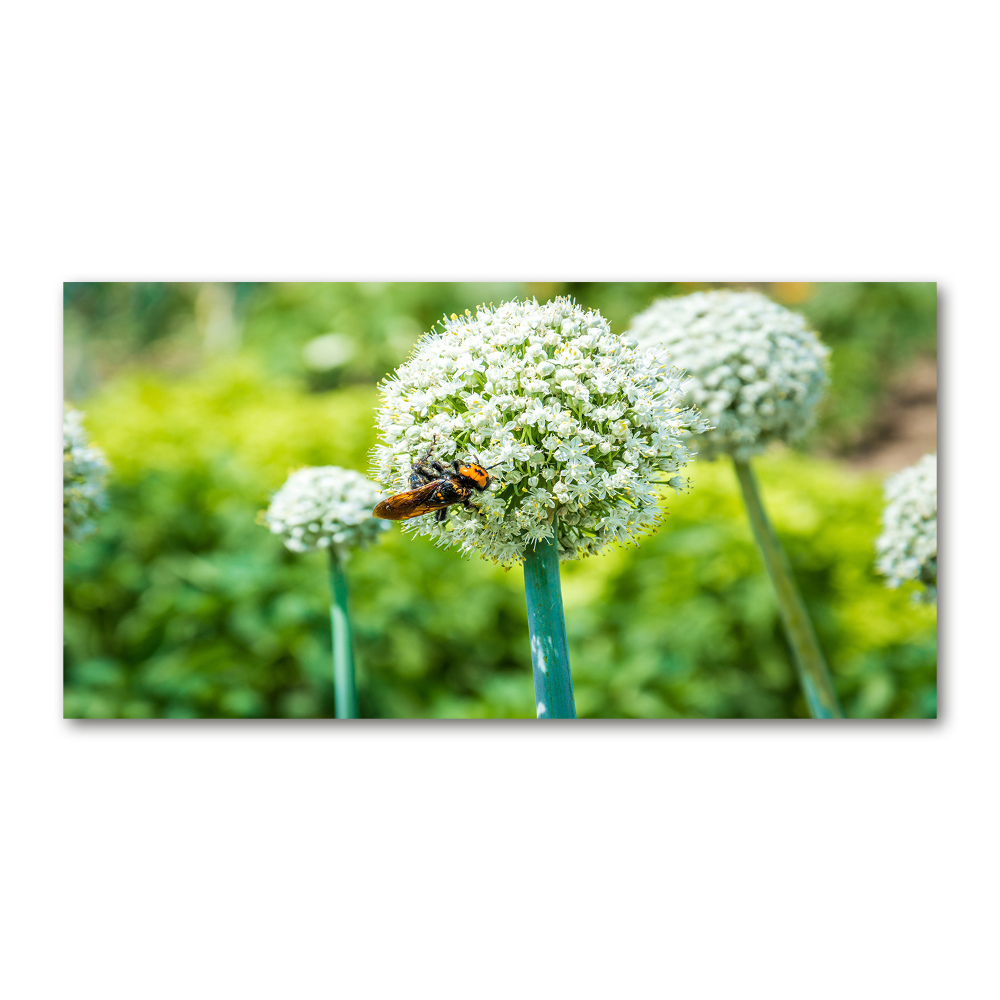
[371,297,706,566]
[265,466,389,553]
[629,290,830,460]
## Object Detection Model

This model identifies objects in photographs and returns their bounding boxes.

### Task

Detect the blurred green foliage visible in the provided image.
[64,361,936,719]
[64,281,936,455]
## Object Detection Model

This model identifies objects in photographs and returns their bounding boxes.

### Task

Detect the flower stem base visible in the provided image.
[522,524,576,719]
[328,548,358,719]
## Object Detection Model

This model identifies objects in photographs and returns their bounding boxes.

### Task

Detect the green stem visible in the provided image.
[732,458,844,719]
[522,519,576,719]
[328,547,358,719]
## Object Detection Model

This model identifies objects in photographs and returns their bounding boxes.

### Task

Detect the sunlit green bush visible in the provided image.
[64,362,936,719]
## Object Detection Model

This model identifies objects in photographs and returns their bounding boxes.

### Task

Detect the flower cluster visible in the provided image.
[875,453,937,603]
[628,290,830,461]
[63,407,109,542]
[370,297,706,566]
[264,466,389,554]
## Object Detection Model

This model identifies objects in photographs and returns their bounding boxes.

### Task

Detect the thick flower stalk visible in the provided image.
[63,406,109,542]
[372,297,705,718]
[875,453,937,604]
[629,290,843,718]
[263,466,389,718]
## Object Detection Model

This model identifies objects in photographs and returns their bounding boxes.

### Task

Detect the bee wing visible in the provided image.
[373,482,452,520]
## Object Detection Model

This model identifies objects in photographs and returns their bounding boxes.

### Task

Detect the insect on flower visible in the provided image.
[372,442,501,523]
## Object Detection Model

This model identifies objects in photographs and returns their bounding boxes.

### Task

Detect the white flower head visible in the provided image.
[64,406,109,542]
[875,453,937,603]
[370,297,706,566]
[628,290,830,460]
[264,466,389,554]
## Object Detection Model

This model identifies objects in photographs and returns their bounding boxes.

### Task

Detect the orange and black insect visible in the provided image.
[373,445,500,523]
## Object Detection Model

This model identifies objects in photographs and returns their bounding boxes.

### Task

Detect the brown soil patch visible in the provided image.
[846,356,938,472]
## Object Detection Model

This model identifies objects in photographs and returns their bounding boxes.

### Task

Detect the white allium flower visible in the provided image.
[628,290,830,460]
[264,466,389,554]
[875,453,937,603]
[63,406,109,542]
[370,297,707,566]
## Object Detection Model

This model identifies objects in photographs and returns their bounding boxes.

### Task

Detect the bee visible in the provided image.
[373,444,501,523]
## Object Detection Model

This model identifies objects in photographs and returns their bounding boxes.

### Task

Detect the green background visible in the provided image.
[63,281,937,718]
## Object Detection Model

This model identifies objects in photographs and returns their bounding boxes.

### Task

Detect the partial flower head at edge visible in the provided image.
[64,406,109,542]
[875,453,937,604]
